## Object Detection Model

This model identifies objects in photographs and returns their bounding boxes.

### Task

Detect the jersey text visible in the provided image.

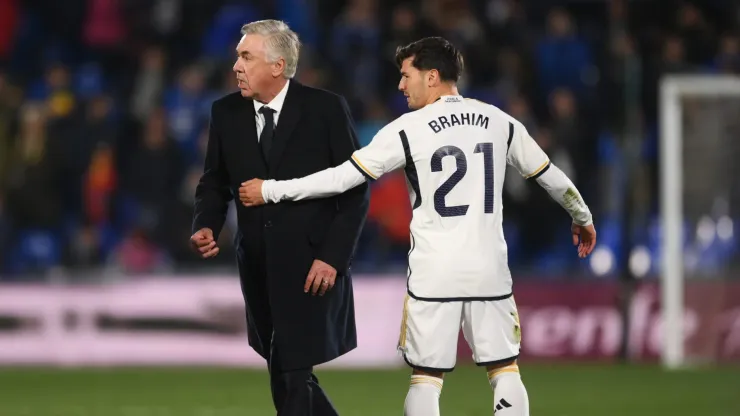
[428,113,489,133]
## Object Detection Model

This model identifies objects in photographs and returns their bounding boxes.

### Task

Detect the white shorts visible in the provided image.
[397,295,521,372]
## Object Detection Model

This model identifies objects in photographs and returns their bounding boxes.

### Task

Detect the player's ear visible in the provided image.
[427,69,438,87]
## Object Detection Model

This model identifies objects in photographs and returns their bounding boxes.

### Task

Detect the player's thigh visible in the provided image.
[461,296,521,366]
[398,296,463,372]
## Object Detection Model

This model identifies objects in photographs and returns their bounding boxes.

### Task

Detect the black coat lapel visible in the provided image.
[268,80,302,173]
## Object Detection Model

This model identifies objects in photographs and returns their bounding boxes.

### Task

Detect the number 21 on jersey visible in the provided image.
[430,143,494,217]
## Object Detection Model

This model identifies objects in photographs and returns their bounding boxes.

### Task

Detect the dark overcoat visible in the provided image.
[192,80,369,370]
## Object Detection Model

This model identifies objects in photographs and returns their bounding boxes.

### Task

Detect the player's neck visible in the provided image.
[426,86,460,106]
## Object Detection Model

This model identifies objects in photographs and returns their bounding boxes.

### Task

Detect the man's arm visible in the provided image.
[192,105,232,241]
[312,95,370,274]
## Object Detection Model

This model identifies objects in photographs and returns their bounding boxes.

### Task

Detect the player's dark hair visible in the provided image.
[395,37,464,83]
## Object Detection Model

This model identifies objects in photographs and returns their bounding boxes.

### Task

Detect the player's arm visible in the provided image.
[507,121,596,257]
[261,161,365,202]
[260,123,407,203]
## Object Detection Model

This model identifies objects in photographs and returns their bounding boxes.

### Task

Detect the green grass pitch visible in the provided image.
[1,364,738,415]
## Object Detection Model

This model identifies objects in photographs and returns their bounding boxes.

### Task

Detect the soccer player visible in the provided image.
[239,37,596,416]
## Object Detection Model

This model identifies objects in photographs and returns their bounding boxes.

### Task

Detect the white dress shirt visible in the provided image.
[254,80,291,140]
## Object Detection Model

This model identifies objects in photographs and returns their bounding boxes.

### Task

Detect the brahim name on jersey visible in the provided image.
[428,112,490,133]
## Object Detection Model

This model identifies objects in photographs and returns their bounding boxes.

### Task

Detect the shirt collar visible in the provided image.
[254,80,290,114]
[438,95,463,103]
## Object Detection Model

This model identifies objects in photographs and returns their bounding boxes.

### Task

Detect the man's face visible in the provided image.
[398,57,428,110]
[233,34,276,100]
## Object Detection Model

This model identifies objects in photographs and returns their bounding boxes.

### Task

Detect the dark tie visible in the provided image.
[259,106,276,161]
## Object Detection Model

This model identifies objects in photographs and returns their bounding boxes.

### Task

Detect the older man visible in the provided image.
[190,20,369,415]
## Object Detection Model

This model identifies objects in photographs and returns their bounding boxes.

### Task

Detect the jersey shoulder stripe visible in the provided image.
[349,154,377,180]
[399,130,422,209]
[524,160,551,179]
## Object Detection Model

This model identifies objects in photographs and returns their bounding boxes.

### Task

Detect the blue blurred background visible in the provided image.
[0,0,738,281]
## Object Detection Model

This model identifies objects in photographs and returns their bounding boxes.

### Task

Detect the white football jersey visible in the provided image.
[349,95,550,300]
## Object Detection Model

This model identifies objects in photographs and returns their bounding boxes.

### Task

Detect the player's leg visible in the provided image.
[462,297,529,415]
[405,368,445,416]
[487,359,528,415]
[398,296,462,416]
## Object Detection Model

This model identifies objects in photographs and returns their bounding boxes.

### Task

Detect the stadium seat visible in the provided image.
[7,229,62,274]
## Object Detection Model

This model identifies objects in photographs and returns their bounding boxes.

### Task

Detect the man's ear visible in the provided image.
[272,58,286,78]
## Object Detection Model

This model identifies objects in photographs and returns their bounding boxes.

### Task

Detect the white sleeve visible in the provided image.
[262,122,407,203]
[348,123,407,180]
[506,121,551,179]
[535,164,593,226]
[262,161,366,203]
[507,121,592,226]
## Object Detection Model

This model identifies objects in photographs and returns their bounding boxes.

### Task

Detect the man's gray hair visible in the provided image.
[241,20,301,79]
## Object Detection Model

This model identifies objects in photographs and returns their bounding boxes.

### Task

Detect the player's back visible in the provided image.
[399,95,516,300]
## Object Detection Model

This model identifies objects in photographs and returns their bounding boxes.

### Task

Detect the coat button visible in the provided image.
[264,221,273,228]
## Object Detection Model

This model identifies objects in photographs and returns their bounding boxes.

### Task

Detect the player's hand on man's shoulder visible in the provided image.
[571,222,596,258]
[240,179,266,207]
[190,227,219,258]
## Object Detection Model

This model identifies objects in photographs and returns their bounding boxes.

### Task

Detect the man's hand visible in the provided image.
[190,228,219,258]
[572,223,597,258]
[240,179,266,207]
[304,259,337,296]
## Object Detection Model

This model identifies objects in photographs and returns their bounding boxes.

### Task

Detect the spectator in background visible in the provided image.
[4,103,63,231]
[492,47,529,105]
[82,0,128,78]
[83,141,117,227]
[164,63,212,165]
[122,107,184,249]
[387,3,428,49]
[330,0,381,101]
[108,226,171,275]
[0,71,21,187]
[130,46,167,123]
[536,8,592,100]
[63,94,116,216]
[548,88,581,177]
[715,33,740,74]
[63,219,104,269]
[674,3,716,65]
[644,35,694,123]
[0,70,15,270]
[0,0,19,63]
[507,94,537,133]
[484,0,532,48]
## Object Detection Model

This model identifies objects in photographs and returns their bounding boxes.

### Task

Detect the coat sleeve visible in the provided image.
[192,102,233,240]
[315,95,370,274]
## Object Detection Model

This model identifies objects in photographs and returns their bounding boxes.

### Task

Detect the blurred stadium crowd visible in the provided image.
[0,0,738,279]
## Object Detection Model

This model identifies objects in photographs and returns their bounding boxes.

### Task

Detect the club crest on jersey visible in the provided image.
[428,113,489,133]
